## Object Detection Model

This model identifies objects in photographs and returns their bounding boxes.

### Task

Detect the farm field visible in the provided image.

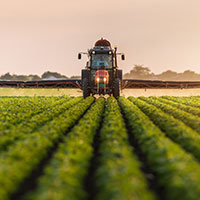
[1,96,200,200]
[0,88,82,96]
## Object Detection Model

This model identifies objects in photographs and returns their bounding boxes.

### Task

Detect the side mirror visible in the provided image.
[121,54,125,60]
[86,61,89,67]
[78,53,82,59]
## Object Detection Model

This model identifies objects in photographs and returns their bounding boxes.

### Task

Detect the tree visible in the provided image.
[12,75,28,81]
[0,73,13,80]
[28,75,41,81]
[180,70,200,81]
[157,70,178,80]
[41,71,68,79]
[124,65,153,79]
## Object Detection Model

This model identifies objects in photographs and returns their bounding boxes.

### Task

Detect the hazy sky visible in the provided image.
[1,0,200,76]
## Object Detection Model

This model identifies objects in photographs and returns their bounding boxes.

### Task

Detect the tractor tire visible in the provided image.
[113,78,120,99]
[83,78,90,99]
[117,69,123,81]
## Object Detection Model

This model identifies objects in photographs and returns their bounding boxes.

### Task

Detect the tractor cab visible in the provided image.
[78,38,125,98]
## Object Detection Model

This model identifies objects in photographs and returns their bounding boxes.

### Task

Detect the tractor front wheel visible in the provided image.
[113,78,120,99]
[83,78,90,98]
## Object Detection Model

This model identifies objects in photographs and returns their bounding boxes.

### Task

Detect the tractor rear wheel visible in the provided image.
[83,78,90,98]
[113,78,120,99]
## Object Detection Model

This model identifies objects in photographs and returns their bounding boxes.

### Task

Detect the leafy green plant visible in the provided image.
[162,96,200,108]
[24,97,105,200]
[140,96,200,133]
[128,96,200,161]
[158,96,200,117]
[119,96,200,200]
[0,97,94,200]
[0,96,82,152]
[0,96,70,130]
[95,97,155,200]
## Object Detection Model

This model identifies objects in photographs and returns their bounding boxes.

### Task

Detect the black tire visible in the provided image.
[83,78,90,98]
[113,78,120,99]
[82,69,90,80]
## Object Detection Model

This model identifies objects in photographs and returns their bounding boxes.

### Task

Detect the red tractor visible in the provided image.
[78,38,125,98]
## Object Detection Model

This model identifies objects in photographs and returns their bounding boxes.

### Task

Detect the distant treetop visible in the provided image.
[124,65,200,81]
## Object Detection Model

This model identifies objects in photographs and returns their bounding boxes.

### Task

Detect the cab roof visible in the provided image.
[95,38,111,47]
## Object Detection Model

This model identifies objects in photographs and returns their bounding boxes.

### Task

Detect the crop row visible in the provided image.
[128,97,200,162]
[0,96,200,200]
[162,96,200,107]
[139,96,200,133]
[0,96,71,130]
[0,97,82,153]
[23,97,156,200]
[154,96,200,117]
[119,97,200,200]
[24,97,105,200]
[0,97,94,200]
[95,97,155,200]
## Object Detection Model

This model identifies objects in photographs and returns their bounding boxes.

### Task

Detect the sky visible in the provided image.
[0,0,200,77]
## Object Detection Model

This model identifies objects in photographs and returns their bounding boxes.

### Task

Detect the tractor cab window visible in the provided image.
[91,54,112,69]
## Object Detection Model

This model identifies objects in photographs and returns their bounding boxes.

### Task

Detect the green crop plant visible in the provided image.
[157,96,200,117]
[162,96,200,108]
[0,97,94,200]
[95,97,156,200]
[119,97,200,200]
[24,97,105,200]
[128,97,200,162]
[0,96,82,152]
[0,96,199,199]
[140,96,200,133]
[0,96,70,130]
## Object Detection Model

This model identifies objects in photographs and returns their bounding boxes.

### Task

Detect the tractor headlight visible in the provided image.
[103,77,107,82]
[96,77,100,82]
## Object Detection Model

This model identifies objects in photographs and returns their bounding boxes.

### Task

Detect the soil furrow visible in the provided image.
[84,103,105,200]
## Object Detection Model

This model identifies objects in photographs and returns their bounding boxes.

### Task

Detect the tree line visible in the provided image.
[1,65,200,81]
[124,65,200,81]
[0,71,81,81]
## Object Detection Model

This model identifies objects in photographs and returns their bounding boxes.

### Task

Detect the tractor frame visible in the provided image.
[78,39,125,98]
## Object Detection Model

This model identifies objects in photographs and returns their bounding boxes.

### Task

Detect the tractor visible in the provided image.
[78,38,125,98]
